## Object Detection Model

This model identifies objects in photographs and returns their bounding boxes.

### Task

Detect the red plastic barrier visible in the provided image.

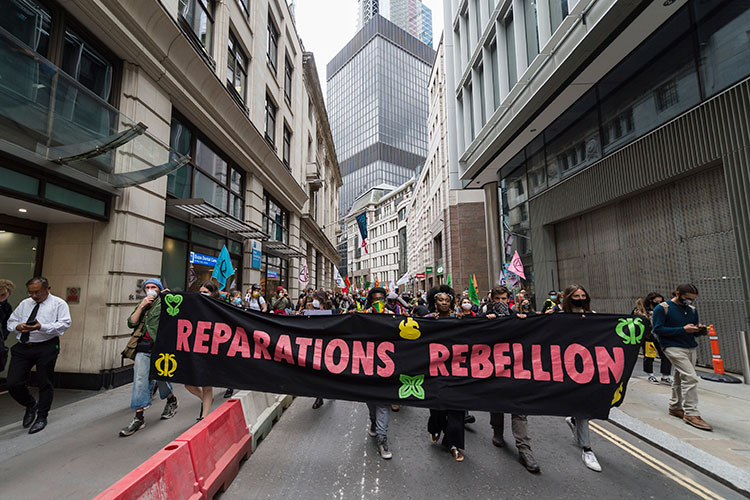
[93,441,202,500]
[176,399,252,499]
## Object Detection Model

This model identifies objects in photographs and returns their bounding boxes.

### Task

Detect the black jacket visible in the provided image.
[0,300,11,342]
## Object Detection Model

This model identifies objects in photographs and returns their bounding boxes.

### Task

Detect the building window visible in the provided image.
[504,11,517,88]
[284,55,293,104]
[283,125,292,169]
[267,14,279,72]
[524,0,539,64]
[549,0,569,34]
[227,31,248,104]
[265,94,277,147]
[264,193,289,244]
[178,0,214,55]
[235,0,249,17]
[655,79,679,112]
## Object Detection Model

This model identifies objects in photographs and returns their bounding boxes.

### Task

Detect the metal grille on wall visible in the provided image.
[554,167,744,372]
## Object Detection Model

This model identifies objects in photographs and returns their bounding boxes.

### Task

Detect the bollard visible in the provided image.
[739,331,750,385]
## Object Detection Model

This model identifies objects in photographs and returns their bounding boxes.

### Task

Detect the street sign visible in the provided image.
[190,251,218,267]
[437,265,444,275]
[267,270,279,278]
[251,240,262,269]
[426,266,433,273]
[415,273,426,279]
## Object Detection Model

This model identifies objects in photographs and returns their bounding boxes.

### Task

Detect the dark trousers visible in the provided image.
[428,409,465,449]
[7,339,59,418]
[643,340,672,375]
[490,412,531,451]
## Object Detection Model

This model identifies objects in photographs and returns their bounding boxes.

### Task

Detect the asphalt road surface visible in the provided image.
[220,397,744,500]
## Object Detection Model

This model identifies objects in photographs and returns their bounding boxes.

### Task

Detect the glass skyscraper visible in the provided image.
[357,0,433,47]
[328,14,435,219]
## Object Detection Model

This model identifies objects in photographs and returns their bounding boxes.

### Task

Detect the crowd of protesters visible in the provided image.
[0,273,712,469]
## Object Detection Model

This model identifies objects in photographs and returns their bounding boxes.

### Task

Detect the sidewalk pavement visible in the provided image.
[0,384,225,500]
[614,359,750,495]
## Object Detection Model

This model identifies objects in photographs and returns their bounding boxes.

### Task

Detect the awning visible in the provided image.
[263,241,306,258]
[167,198,269,240]
[0,26,188,191]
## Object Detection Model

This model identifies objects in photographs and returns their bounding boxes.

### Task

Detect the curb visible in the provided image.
[608,408,750,498]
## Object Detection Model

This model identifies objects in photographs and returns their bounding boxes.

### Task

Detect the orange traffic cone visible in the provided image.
[701,325,741,383]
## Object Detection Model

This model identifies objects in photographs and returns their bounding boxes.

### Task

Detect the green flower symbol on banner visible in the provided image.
[398,374,425,400]
[164,294,183,317]
[615,317,645,345]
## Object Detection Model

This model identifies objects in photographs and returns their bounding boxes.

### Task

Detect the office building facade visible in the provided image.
[357,0,433,47]
[0,0,339,388]
[444,0,750,371]
[327,14,434,220]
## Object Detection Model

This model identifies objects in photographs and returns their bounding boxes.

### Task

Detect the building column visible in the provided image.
[462,86,473,147]
[512,0,528,77]
[496,18,510,99]
[471,68,484,132]
[483,182,502,290]
[482,47,495,117]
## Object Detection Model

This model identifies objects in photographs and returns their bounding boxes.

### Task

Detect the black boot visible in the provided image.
[22,403,38,428]
[491,427,505,447]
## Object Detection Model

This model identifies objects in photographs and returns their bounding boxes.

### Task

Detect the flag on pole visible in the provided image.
[508,251,526,280]
[344,275,351,292]
[498,269,506,286]
[389,280,397,293]
[356,212,369,254]
[211,245,235,291]
[333,266,346,290]
[374,277,380,288]
[299,258,310,290]
[504,233,515,257]
[446,275,451,287]
[469,274,480,306]
[396,272,410,286]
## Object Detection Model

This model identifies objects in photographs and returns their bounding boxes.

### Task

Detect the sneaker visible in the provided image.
[312,398,324,409]
[119,417,145,437]
[368,420,377,437]
[224,388,234,399]
[450,446,464,462]
[661,376,673,385]
[647,375,660,385]
[519,450,540,473]
[376,436,392,460]
[582,450,601,472]
[464,413,476,424]
[161,398,178,420]
[565,417,576,439]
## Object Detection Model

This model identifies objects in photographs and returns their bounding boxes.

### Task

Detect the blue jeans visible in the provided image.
[367,403,389,438]
[131,352,173,410]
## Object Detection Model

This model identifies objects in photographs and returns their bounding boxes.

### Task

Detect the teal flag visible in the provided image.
[211,245,235,290]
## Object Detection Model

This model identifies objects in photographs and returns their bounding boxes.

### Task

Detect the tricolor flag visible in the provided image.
[356,212,369,254]
[469,274,480,306]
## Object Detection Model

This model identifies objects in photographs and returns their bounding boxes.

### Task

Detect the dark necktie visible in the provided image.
[20,302,40,344]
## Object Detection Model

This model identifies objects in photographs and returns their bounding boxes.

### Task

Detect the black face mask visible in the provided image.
[386,301,398,311]
[571,298,587,308]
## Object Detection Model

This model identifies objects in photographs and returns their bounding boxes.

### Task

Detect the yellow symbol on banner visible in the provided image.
[399,317,421,340]
[155,353,178,377]
[611,383,624,406]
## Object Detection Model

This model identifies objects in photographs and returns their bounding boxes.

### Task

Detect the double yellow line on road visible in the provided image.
[589,422,726,500]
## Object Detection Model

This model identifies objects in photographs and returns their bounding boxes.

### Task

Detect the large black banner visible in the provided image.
[151,293,645,419]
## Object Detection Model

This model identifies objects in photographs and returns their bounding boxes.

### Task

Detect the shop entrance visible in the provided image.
[0,217,45,382]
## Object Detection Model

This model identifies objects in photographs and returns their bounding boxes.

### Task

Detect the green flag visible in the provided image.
[469,274,480,305]
[446,275,451,287]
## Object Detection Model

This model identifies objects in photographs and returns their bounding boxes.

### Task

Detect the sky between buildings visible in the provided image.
[295,0,444,99]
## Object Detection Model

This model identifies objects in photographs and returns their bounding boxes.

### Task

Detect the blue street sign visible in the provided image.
[190,251,218,267]
[251,240,262,269]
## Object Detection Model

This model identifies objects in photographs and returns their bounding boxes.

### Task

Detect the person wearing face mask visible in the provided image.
[0,279,15,373]
[119,278,178,436]
[305,291,332,409]
[385,292,408,315]
[270,286,292,315]
[247,284,267,312]
[542,290,561,313]
[229,290,244,308]
[559,284,602,472]
[652,284,711,431]
[458,296,476,317]
[633,293,672,385]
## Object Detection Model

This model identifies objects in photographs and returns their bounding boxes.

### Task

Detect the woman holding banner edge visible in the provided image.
[560,284,602,472]
[425,285,467,462]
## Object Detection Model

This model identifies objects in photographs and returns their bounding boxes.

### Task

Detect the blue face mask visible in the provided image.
[233,298,243,305]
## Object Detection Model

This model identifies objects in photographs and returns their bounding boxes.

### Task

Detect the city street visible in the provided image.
[221,397,742,500]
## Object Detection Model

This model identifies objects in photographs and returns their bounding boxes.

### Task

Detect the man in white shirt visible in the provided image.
[6,277,71,434]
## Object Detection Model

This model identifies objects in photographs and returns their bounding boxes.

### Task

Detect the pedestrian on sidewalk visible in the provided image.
[120,278,178,436]
[0,278,15,372]
[6,277,70,434]
[188,281,221,414]
[480,286,540,473]
[362,286,394,460]
[652,284,712,431]
[633,293,672,385]
[559,284,602,472]
[424,285,466,462]
[308,290,333,410]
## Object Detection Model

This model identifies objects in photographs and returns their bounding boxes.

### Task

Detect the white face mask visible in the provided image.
[461,302,473,311]
[146,289,158,298]
[201,291,210,296]
[312,299,321,309]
